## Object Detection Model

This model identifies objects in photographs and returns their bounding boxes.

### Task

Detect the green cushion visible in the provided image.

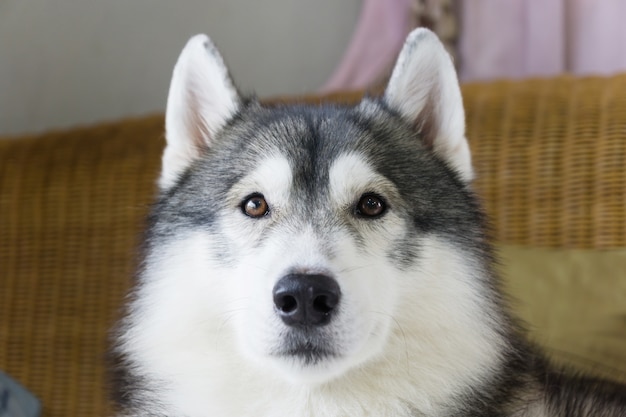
[499,245,626,382]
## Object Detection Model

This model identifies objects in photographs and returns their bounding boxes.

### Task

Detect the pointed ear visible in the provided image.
[161,34,240,189]
[384,28,472,182]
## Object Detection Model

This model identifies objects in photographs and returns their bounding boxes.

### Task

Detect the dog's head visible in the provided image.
[133,30,500,389]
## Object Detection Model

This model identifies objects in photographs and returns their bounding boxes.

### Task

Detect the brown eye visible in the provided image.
[242,194,269,218]
[355,193,386,218]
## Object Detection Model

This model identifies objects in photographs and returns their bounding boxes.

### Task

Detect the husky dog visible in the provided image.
[110,29,626,416]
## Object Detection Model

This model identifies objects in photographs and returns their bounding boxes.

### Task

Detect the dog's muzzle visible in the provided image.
[272,274,341,327]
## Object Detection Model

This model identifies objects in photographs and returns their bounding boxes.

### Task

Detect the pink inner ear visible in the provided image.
[184,87,212,151]
[414,95,438,150]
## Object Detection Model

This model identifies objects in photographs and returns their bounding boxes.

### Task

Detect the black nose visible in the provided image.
[272,274,341,327]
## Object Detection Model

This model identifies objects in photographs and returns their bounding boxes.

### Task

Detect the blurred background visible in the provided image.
[1,0,625,136]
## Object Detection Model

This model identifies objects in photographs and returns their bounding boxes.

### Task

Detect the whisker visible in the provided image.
[366,310,412,378]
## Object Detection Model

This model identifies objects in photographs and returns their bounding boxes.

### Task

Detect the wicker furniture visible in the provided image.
[1,75,625,417]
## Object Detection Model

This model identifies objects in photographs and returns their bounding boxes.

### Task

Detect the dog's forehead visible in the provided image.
[248,106,365,154]
[224,103,412,171]
[196,102,442,205]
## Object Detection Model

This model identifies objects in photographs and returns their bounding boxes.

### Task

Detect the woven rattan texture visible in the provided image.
[464,75,626,248]
[0,116,164,417]
[1,75,625,416]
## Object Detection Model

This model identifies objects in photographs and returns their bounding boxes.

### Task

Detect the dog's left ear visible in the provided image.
[384,28,472,182]
[161,34,240,189]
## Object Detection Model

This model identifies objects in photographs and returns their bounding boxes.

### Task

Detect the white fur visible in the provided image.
[161,34,240,189]
[227,154,293,218]
[328,152,400,210]
[120,153,506,416]
[385,28,473,182]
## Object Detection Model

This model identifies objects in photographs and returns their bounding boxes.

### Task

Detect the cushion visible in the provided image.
[499,245,626,383]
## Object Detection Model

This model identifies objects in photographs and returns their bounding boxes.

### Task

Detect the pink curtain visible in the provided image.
[320,0,414,93]
[460,0,626,81]
[323,0,626,91]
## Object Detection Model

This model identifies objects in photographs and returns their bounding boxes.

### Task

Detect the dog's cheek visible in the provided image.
[225,250,284,362]
[217,205,280,256]
[333,235,399,359]
[348,216,406,312]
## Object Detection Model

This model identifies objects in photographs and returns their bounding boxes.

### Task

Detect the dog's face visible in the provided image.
[203,112,408,382]
[129,30,498,390]
[150,102,481,383]
[199,113,409,383]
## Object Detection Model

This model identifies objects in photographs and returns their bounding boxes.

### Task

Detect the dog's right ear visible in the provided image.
[161,34,240,190]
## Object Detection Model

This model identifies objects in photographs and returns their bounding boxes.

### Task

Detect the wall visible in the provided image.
[0,0,360,135]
